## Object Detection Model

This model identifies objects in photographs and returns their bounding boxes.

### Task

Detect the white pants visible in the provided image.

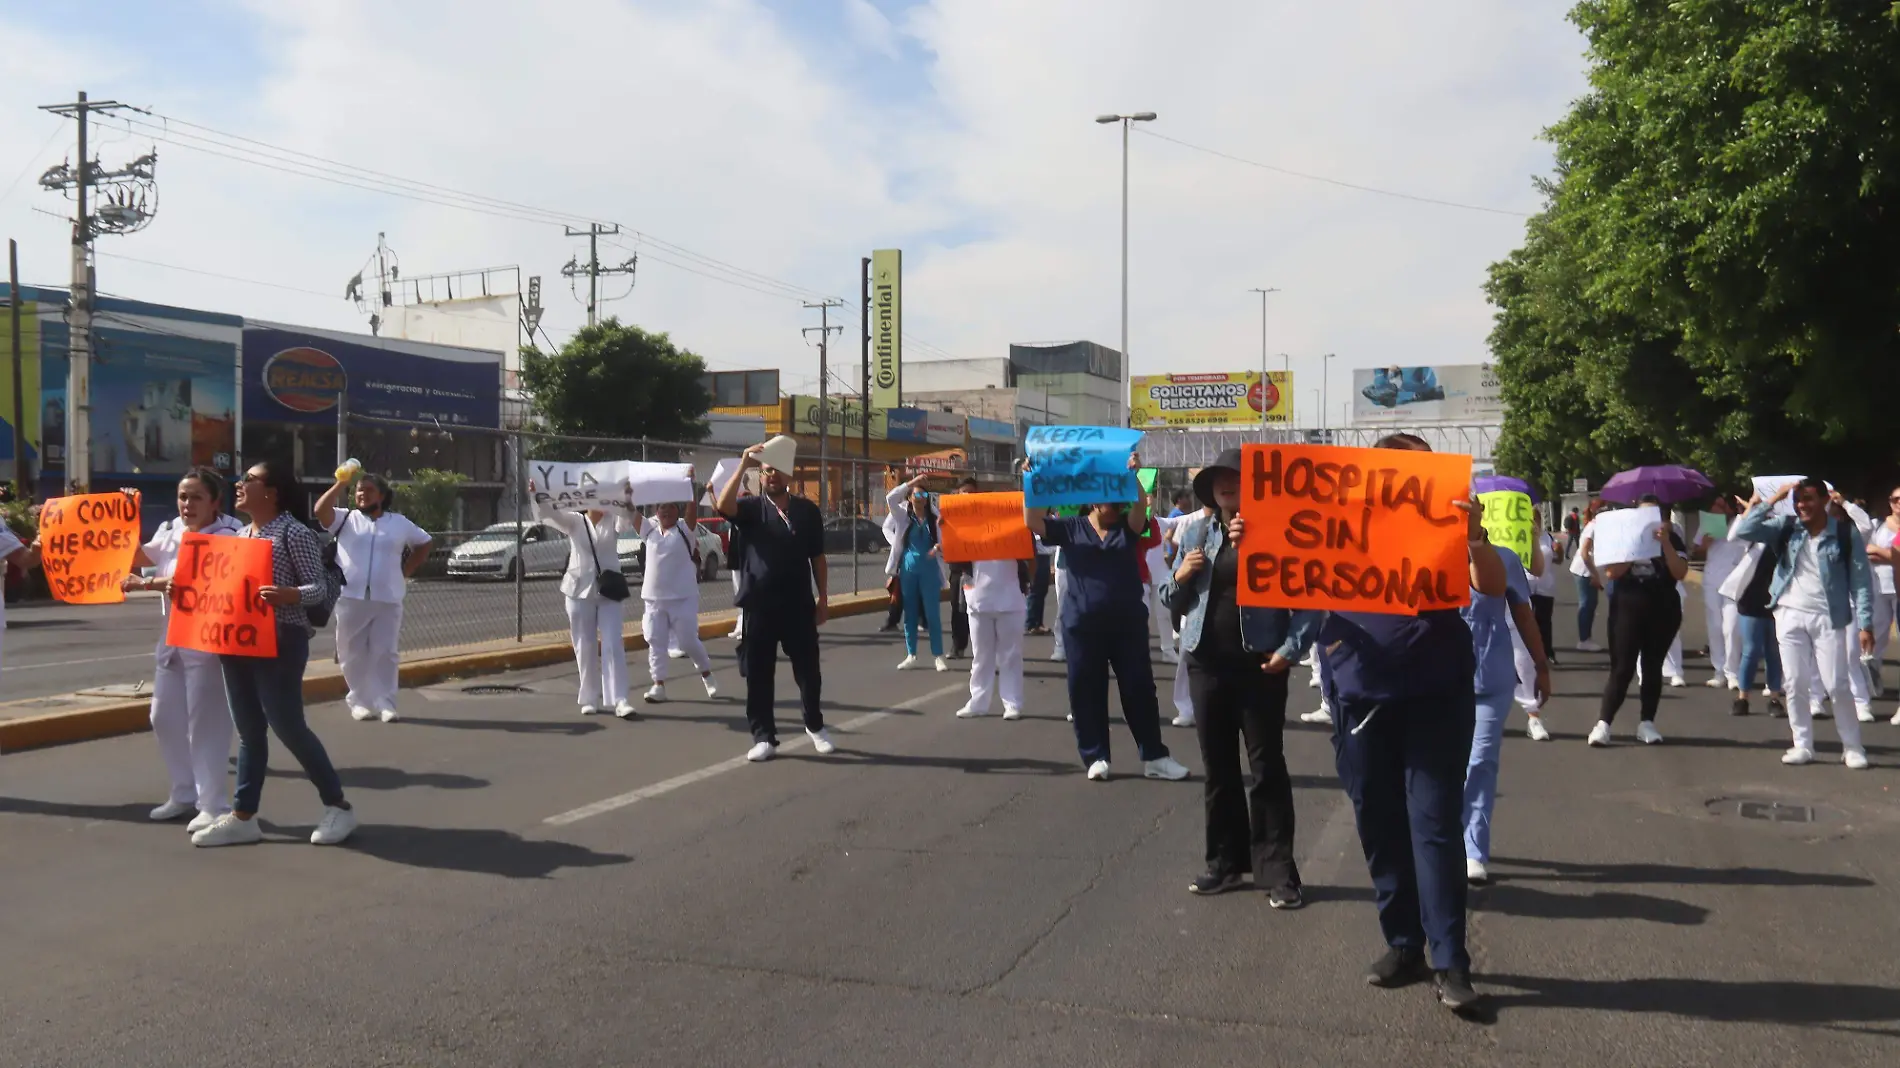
[1703,585,1742,685]
[1846,592,1893,706]
[335,597,404,713]
[565,594,628,707]
[967,610,1025,714]
[151,641,233,814]
[1510,616,1540,711]
[1870,592,1898,696]
[1147,582,1176,653]
[644,597,711,682]
[1776,607,1864,754]
[1170,633,1194,720]
[1051,569,1070,657]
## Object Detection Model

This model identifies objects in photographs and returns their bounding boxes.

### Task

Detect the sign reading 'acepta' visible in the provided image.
[1235,443,1473,616]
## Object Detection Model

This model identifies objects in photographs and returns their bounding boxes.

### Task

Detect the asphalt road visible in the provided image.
[4,597,1900,1066]
[0,550,887,703]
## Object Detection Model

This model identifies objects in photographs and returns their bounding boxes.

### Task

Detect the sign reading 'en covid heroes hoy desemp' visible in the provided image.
[1235,444,1472,616]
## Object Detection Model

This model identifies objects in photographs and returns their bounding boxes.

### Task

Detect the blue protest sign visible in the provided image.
[1022,426,1144,507]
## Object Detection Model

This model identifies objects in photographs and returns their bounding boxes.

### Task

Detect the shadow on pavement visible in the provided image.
[0,797,153,823]
[337,824,633,878]
[1481,974,1900,1031]
[399,716,607,737]
[1472,884,1709,925]
[1490,856,1876,889]
[804,749,1077,776]
[259,764,490,792]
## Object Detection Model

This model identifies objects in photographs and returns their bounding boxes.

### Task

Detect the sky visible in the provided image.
[0,0,1589,423]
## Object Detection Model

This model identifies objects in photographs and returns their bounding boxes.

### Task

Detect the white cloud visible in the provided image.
[0,0,1587,418]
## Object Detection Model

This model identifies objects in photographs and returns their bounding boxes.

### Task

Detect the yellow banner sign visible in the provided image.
[1130,371,1291,428]
[871,249,902,410]
[789,395,889,440]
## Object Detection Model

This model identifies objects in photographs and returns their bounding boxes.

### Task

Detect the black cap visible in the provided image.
[1192,447,1244,509]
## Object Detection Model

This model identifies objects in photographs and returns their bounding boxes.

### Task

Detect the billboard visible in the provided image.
[384,294,520,355]
[242,325,502,427]
[0,300,42,477]
[967,416,1015,444]
[1351,364,1502,425]
[885,407,927,444]
[791,394,888,439]
[1130,371,1291,428]
[924,410,965,445]
[871,249,901,409]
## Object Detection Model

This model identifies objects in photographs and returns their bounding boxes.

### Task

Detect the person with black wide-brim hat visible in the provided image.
[1159,448,1321,907]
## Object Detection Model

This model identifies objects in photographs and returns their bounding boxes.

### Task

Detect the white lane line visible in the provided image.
[0,652,154,673]
[543,681,969,827]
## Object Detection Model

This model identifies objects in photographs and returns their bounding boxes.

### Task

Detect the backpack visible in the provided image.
[308,524,345,627]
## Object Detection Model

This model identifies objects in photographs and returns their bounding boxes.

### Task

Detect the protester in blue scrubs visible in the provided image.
[1023,452,1189,783]
[884,474,948,672]
[1236,432,1494,1013]
[1461,543,1548,887]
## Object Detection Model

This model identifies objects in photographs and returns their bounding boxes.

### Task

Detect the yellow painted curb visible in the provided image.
[0,592,899,754]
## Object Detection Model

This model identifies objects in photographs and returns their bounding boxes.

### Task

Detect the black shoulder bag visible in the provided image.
[588,516,630,601]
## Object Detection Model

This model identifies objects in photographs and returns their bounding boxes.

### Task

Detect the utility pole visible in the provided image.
[803,299,844,511]
[8,239,27,496]
[860,257,871,514]
[561,223,634,327]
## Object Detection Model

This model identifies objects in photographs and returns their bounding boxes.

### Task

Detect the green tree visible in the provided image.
[520,319,712,456]
[402,468,467,533]
[1489,1,1900,496]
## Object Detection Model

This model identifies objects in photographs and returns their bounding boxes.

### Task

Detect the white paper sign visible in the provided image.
[1751,475,1832,518]
[627,462,696,505]
[531,460,633,514]
[1591,506,1662,567]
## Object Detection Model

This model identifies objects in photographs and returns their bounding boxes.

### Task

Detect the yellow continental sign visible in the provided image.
[1130,371,1292,427]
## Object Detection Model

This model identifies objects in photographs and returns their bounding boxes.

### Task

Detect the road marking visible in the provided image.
[0,652,154,673]
[543,680,969,827]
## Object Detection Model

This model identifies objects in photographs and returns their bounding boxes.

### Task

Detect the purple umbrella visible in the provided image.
[1597,464,1713,505]
[1473,475,1539,505]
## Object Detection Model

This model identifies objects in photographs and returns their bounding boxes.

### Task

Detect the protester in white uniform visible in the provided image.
[0,520,36,673]
[315,472,432,723]
[1697,497,1747,690]
[123,469,242,829]
[955,556,1030,719]
[1734,478,1876,769]
[532,481,639,716]
[1831,495,1885,722]
[1145,516,1178,664]
[1163,510,1212,727]
[1868,485,1900,718]
[1511,529,1557,741]
[639,500,718,705]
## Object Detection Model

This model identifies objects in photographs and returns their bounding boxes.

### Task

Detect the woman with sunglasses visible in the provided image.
[191,461,357,848]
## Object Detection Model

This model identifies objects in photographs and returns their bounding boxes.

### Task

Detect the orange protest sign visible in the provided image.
[163,532,278,658]
[38,492,141,604]
[939,491,1034,562]
[1234,443,1472,615]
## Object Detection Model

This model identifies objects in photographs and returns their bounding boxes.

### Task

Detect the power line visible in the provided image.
[1135,128,1534,218]
[0,120,70,209]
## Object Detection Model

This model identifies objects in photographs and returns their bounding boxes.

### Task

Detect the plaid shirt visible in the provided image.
[246,512,327,635]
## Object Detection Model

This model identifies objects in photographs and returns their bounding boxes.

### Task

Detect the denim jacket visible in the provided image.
[1732,505,1873,631]
[1157,513,1323,660]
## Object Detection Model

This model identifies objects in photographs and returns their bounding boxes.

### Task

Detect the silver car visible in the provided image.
[446,521,570,581]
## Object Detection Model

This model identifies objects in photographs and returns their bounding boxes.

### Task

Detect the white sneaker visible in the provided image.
[1308,670,1321,689]
[378,708,399,723]
[702,675,720,699]
[1637,721,1664,745]
[746,741,777,762]
[644,684,668,704]
[955,704,990,719]
[614,699,641,719]
[1086,760,1110,781]
[348,704,374,722]
[185,810,221,835]
[1587,721,1612,747]
[1705,676,1726,688]
[1782,746,1815,766]
[1526,716,1551,742]
[896,655,919,671]
[1762,687,1774,697]
[806,728,836,755]
[1050,650,1066,662]
[191,813,262,848]
[149,800,194,822]
[1002,706,1022,721]
[1143,755,1190,781]
[729,627,743,640]
[1667,676,1687,688]
[1171,713,1195,728]
[933,656,949,672]
[1577,639,1603,652]
[1845,749,1871,770]
[580,704,601,716]
[1466,858,1489,884]
[1065,712,1074,722]
[1856,704,1875,723]
[1729,677,1743,692]
[668,648,686,659]
[1300,706,1333,725]
[310,806,358,846]
[1161,650,1179,665]
[1890,708,1900,727]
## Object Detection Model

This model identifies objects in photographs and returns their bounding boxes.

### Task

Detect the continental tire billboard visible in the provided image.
[871,249,901,409]
[1351,364,1502,425]
[1130,371,1291,428]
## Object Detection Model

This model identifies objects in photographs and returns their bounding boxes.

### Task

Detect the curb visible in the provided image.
[0,591,903,754]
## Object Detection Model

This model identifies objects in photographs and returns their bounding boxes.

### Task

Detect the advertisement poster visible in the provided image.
[1130,371,1291,428]
[242,326,502,428]
[1351,364,1503,425]
[790,394,889,440]
[43,323,239,479]
[870,249,902,410]
[0,300,41,476]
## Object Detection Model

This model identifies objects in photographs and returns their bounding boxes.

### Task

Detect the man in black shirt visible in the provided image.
[717,443,832,762]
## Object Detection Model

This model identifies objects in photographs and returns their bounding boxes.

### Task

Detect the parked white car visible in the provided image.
[446,521,571,581]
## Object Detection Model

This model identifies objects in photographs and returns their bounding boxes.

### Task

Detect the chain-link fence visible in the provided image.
[329,412,991,657]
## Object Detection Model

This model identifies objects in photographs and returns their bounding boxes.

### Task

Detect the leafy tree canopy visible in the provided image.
[519,319,712,459]
[1489,0,1900,499]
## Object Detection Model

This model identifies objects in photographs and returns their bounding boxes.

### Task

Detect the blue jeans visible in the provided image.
[1462,687,1514,865]
[900,556,944,657]
[1738,614,1783,692]
[220,627,346,815]
[1575,574,1600,641]
[1062,612,1170,766]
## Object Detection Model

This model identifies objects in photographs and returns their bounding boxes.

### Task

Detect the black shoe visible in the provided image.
[1188,871,1245,896]
[1768,693,1787,718]
[1267,885,1304,910]
[1365,946,1428,987]
[877,623,898,633]
[1434,968,1483,1012]
[1731,697,1749,717]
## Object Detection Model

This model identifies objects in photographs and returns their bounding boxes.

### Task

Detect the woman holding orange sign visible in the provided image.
[122,469,244,832]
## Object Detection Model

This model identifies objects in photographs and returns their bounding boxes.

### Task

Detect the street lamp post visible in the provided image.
[1247,287,1279,434]
[1097,111,1157,426]
[1321,353,1336,435]
[1308,389,1321,431]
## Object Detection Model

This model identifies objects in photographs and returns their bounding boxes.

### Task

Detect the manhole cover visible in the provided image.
[462,684,533,696]
[1704,795,1844,826]
[1738,801,1813,823]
